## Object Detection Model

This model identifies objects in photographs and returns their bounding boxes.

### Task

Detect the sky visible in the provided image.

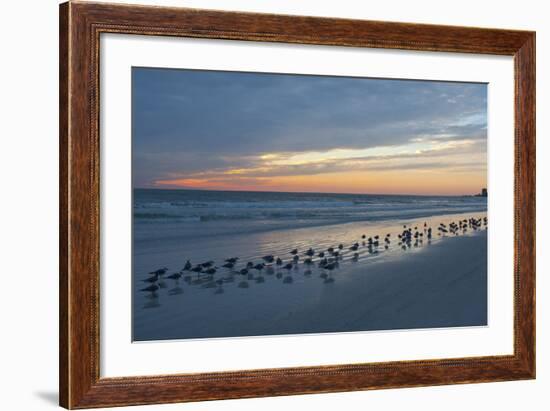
[132,67,487,195]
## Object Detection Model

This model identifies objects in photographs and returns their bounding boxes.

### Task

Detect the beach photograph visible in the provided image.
[132,67,488,342]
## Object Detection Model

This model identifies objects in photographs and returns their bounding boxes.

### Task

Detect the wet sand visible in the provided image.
[133,212,487,341]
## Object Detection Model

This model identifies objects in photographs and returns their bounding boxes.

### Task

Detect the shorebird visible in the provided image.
[166,272,182,280]
[222,262,235,269]
[283,263,293,270]
[182,260,192,271]
[201,261,214,268]
[225,257,239,264]
[304,257,313,265]
[149,267,168,276]
[338,244,344,250]
[290,248,298,255]
[318,251,325,258]
[276,257,283,265]
[325,262,337,271]
[142,273,159,283]
[253,263,265,271]
[305,248,315,257]
[240,268,248,275]
[204,267,217,275]
[262,255,274,263]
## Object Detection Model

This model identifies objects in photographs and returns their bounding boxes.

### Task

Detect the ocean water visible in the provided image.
[134,188,487,243]
[132,189,488,341]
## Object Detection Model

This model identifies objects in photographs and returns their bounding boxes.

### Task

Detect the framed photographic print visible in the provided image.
[59,1,535,408]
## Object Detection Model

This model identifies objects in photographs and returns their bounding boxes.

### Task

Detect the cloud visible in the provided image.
[132,68,487,190]
[153,139,486,187]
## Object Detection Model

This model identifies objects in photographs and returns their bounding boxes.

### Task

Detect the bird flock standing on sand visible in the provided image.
[140,216,488,298]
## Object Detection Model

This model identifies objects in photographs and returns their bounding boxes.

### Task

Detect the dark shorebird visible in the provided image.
[290,248,298,255]
[204,267,217,275]
[246,261,254,268]
[325,262,337,271]
[305,248,315,257]
[190,265,203,279]
[142,273,159,283]
[225,257,239,264]
[338,244,344,250]
[166,272,182,280]
[361,234,366,239]
[318,251,325,258]
[240,268,248,275]
[254,263,265,271]
[182,260,192,271]
[293,255,300,263]
[276,257,283,265]
[149,267,168,276]
[262,255,274,263]
[222,262,235,269]
[349,243,359,251]
[283,263,293,270]
[201,261,214,268]
[140,284,159,293]
[327,247,334,254]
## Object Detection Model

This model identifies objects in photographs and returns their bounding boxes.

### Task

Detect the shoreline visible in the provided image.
[133,212,488,341]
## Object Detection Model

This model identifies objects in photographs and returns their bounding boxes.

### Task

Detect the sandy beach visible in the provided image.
[133,208,487,341]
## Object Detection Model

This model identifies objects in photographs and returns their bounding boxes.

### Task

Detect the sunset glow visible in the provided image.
[133,68,487,196]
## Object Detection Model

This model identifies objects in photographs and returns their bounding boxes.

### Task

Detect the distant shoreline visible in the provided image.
[133,186,487,198]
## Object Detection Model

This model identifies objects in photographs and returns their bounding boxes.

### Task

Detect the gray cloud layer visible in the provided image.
[132,67,487,187]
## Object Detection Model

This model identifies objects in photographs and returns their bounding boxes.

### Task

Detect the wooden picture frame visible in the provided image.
[59,1,535,408]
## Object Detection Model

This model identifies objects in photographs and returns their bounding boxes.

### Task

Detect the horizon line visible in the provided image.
[133,186,486,198]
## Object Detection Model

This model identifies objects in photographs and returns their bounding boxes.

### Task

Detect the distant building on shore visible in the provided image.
[473,188,488,197]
